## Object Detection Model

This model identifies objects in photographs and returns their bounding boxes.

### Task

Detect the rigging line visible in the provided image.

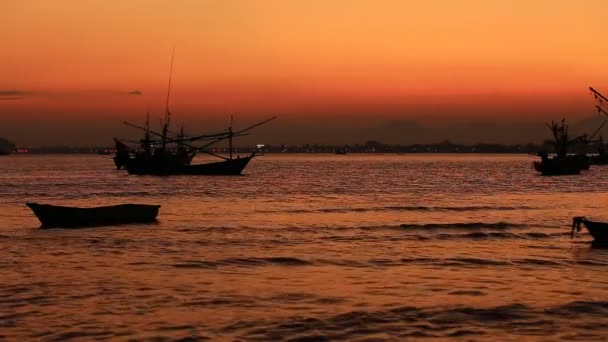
[590,87,608,101]
[590,120,608,141]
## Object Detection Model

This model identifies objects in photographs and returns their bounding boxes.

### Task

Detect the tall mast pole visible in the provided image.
[165,47,175,127]
[162,47,175,152]
[229,114,233,159]
[145,111,151,156]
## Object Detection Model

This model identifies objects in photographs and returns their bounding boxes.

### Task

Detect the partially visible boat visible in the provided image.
[0,137,15,155]
[533,120,589,176]
[335,147,348,155]
[589,137,608,165]
[113,50,275,176]
[533,153,582,176]
[26,202,160,228]
[571,216,608,244]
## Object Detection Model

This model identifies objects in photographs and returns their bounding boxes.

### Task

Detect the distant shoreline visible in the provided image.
[5,140,602,155]
[6,151,540,155]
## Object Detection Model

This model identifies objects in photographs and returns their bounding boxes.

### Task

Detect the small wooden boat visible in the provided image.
[571,217,608,244]
[26,202,160,228]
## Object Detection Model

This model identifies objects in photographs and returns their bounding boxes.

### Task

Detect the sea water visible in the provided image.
[1,154,607,341]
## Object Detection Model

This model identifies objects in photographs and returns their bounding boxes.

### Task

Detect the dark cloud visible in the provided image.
[0,90,26,96]
[0,90,28,100]
[0,90,29,99]
[0,89,145,100]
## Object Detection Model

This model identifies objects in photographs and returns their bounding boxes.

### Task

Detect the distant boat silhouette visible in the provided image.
[533,119,589,176]
[112,50,276,175]
[335,147,348,155]
[114,115,274,175]
[26,202,160,228]
[97,149,113,155]
[0,137,15,155]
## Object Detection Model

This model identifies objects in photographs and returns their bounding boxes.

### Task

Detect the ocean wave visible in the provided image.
[545,301,608,317]
[173,257,312,269]
[399,222,527,230]
[321,230,565,242]
[258,205,538,214]
[224,301,608,340]
[171,255,594,270]
[20,300,608,341]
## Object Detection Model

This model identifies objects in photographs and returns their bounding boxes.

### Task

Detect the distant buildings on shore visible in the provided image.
[9,139,603,155]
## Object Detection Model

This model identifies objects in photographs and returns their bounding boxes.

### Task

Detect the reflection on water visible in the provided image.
[1,154,608,340]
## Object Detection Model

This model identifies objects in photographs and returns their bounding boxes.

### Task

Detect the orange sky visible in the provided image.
[2,0,608,144]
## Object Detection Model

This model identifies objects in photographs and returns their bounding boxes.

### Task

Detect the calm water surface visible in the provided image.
[1,154,607,341]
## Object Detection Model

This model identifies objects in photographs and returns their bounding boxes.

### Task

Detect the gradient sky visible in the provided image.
[2,0,608,145]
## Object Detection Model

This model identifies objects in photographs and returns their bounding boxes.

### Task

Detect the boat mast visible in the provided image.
[162,47,175,152]
[145,112,151,156]
[590,87,608,117]
[178,124,185,152]
[229,115,233,159]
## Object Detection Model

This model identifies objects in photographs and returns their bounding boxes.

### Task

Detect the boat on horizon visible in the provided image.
[26,202,161,228]
[113,51,275,176]
[335,147,348,155]
[114,114,274,175]
[533,119,590,176]
[0,137,15,155]
[572,216,608,245]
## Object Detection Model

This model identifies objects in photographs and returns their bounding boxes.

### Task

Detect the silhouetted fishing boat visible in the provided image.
[572,217,608,244]
[113,50,275,175]
[0,137,15,155]
[116,116,273,175]
[533,120,590,176]
[26,202,160,228]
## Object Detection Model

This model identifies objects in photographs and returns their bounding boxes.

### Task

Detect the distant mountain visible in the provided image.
[0,137,15,155]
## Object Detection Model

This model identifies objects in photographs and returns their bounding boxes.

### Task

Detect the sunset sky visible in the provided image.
[2,0,608,145]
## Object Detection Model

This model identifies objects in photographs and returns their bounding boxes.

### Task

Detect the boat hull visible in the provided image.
[26,203,160,228]
[180,156,252,175]
[581,220,608,243]
[125,155,253,176]
[533,159,581,176]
